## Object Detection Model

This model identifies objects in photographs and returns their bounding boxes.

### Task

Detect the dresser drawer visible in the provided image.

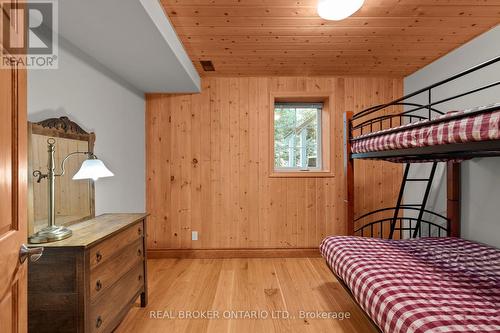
[89,221,143,269]
[89,238,144,301]
[28,214,148,333]
[89,263,144,333]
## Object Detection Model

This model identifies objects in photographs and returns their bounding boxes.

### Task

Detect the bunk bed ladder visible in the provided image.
[389,162,438,239]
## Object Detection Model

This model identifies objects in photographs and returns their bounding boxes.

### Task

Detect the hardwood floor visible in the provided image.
[116,258,378,333]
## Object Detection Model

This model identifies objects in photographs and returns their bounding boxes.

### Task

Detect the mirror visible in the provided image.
[28,117,96,235]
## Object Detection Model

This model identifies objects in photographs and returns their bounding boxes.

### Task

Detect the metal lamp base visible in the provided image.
[28,225,73,244]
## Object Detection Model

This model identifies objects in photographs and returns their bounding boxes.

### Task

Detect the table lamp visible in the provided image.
[28,138,114,244]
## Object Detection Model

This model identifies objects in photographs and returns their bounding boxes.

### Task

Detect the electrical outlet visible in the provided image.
[192,231,198,241]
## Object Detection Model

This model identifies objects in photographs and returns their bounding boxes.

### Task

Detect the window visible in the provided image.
[274,103,322,171]
[269,92,333,178]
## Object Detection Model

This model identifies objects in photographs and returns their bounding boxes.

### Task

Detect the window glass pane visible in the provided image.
[274,148,289,168]
[274,103,321,170]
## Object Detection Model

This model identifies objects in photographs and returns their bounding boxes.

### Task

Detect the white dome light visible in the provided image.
[317,0,365,21]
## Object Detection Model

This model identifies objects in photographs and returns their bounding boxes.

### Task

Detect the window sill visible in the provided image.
[269,170,334,178]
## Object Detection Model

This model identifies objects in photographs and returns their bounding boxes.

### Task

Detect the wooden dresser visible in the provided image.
[28,213,148,333]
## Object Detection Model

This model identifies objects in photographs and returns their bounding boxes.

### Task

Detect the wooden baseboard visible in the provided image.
[147,248,321,259]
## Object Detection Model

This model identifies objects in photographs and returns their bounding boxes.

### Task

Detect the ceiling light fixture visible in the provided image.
[317,0,365,21]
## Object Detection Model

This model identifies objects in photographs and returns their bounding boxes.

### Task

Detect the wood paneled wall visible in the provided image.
[146,77,402,250]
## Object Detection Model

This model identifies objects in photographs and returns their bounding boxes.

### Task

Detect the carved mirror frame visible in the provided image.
[28,116,96,235]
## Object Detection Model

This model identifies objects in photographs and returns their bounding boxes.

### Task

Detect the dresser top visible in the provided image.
[34,213,147,248]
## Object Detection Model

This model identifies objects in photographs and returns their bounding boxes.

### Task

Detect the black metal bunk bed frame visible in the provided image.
[343,55,500,239]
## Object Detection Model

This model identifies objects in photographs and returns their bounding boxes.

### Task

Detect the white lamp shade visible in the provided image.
[73,159,114,181]
[317,0,365,21]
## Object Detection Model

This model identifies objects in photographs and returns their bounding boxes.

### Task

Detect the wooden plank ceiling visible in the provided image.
[161,0,500,77]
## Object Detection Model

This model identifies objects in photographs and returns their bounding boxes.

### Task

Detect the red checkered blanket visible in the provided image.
[352,104,500,154]
[320,236,500,333]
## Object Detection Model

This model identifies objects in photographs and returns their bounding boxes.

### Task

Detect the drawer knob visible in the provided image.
[137,249,142,257]
[96,316,103,328]
[138,227,142,236]
[138,274,142,281]
[96,251,103,263]
[95,280,102,291]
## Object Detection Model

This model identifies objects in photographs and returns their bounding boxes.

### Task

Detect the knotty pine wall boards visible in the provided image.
[146,77,402,255]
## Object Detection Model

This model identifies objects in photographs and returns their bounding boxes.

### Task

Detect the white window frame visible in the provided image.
[273,103,323,172]
[269,91,334,179]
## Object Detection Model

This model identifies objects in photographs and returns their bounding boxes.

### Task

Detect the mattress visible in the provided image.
[320,236,500,333]
[351,104,500,154]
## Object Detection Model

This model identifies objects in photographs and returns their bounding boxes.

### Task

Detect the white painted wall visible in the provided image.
[404,26,500,248]
[28,38,146,214]
[58,0,200,93]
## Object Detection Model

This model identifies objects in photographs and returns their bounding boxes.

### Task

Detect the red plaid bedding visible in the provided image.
[320,236,500,333]
[352,104,500,154]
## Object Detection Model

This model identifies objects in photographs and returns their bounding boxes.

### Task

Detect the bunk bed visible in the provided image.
[320,56,500,333]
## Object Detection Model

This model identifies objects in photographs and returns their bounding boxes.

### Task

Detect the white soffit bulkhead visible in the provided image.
[58,0,200,93]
